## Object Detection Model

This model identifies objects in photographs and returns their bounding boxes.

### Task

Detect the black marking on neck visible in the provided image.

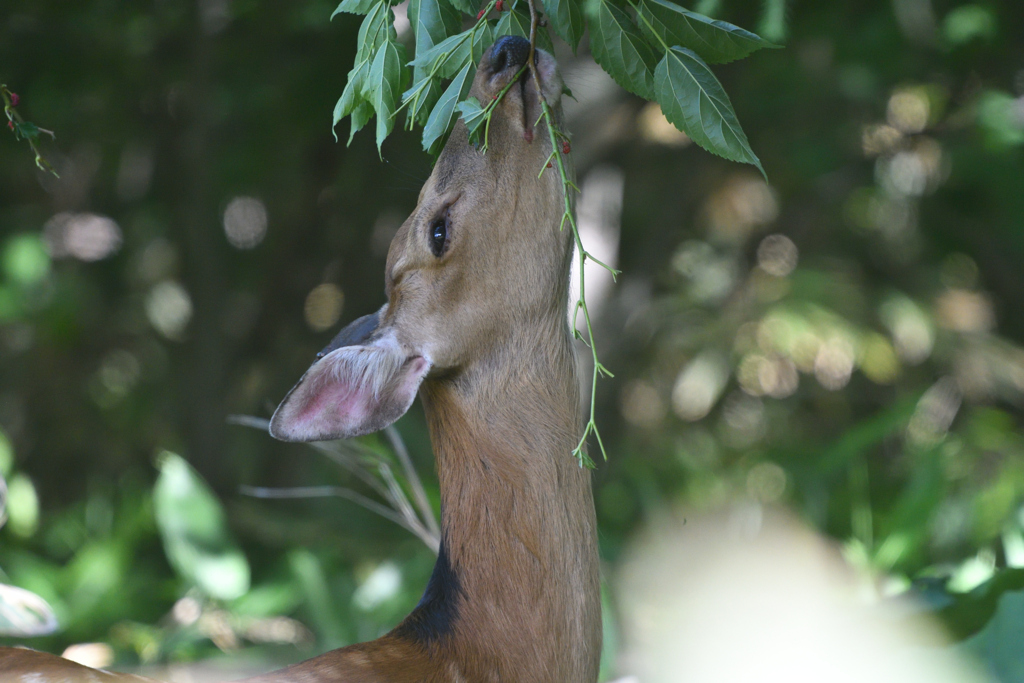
[392,537,461,644]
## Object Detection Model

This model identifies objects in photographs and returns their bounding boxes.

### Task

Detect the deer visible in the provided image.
[0,35,603,683]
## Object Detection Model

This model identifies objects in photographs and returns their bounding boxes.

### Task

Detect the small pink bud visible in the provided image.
[476,8,486,19]
[561,140,571,154]
[9,93,19,107]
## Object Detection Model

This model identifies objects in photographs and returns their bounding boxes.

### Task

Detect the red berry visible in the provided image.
[496,0,504,10]
[7,120,13,130]
[476,8,485,19]
[561,140,571,154]
[9,93,19,107]
[546,161,552,168]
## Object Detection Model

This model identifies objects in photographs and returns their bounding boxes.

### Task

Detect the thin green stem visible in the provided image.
[479,63,527,151]
[526,60,612,467]
[2,84,58,177]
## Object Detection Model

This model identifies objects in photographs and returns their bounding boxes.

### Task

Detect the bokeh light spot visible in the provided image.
[638,102,691,147]
[146,281,193,340]
[304,284,344,332]
[3,235,50,286]
[860,333,900,384]
[935,289,995,333]
[353,562,402,611]
[814,338,855,390]
[756,234,798,277]
[45,213,123,261]
[620,381,666,429]
[223,196,268,249]
[887,88,930,134]
[672,352,730,422]
[6,473,39,538]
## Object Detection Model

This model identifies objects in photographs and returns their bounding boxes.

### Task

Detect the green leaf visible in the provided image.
[363,39,406,153]
[356,2,397,64]
[422,63,475,153]
[456,97,489,146]
[333,60,371,141]
[588,0,658,100]
[444,0,479,16]
[539,0,585,50]
[332,0,382,18]
[12,121,38,142]
[638,0,779,64]
[406,0,462,124]
[154,451,251,601]
[654,46,764,177]
[410,0,461,50]
[410,30,476,79]
[495,7,555,52]
[495,4,530,39]
[473,21,496,62]
[349,101,375,144]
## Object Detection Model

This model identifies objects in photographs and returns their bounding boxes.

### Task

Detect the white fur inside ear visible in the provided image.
[269,339,430,442]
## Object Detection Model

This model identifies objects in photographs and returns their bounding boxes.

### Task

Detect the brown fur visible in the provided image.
[0,42,601,682]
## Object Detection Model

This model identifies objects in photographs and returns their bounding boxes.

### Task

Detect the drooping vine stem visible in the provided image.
[2,84,59,177]
[524,0,619,468]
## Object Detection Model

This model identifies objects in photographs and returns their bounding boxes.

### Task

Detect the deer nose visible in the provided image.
[489,35,531,73]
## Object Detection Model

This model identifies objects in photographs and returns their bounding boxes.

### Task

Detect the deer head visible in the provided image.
[270,37,573,442]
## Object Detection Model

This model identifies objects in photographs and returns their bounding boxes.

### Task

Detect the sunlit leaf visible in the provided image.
[539,0,584,50]
[422,62,475,153]
[154,451,251,601]
[0,584,58,637]
[588,0,658,100]
[638,0,779,64]
[653,46,764,178]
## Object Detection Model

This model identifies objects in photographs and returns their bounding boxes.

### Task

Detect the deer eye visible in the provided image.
[428,215,450,257]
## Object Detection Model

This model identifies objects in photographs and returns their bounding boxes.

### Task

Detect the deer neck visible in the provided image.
[412,314,602,681]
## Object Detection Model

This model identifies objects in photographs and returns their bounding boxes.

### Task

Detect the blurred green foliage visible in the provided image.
[1,0,1024,680]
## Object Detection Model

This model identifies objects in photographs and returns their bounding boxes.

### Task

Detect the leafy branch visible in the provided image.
[2,85,59,177]
[328,0,780,464]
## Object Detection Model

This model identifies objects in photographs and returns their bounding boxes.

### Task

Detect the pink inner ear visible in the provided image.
[269,345,430,443]
[293,376,369,432]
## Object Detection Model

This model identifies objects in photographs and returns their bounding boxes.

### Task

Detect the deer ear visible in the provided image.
[269,309,430,442]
